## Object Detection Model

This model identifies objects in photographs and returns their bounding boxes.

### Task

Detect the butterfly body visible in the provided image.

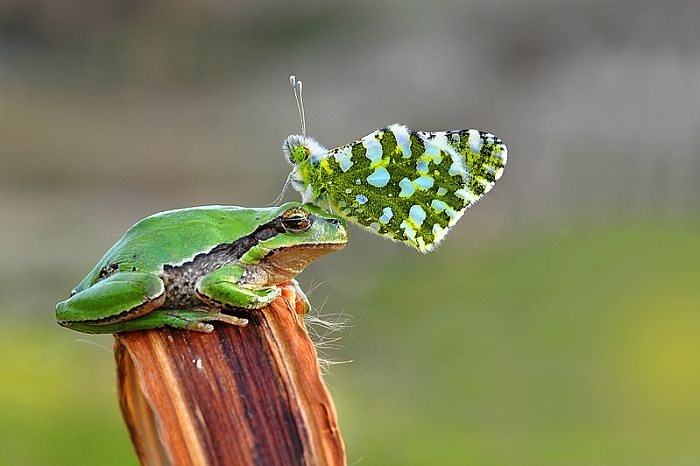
[283,124,507,252]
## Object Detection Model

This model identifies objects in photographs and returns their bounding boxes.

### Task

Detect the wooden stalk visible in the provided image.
[114,284,346,466]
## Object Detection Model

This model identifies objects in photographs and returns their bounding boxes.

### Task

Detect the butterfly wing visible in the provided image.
[318,124,507,252]
[448,128,508,201]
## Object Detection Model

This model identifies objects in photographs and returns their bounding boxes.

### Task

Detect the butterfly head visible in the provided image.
[282,135,327,166]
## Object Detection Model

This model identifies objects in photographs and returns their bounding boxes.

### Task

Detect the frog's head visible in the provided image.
[256,202,347,282]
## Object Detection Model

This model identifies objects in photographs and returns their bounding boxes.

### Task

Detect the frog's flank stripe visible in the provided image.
[162,216,288,279]
[156,219,289,308]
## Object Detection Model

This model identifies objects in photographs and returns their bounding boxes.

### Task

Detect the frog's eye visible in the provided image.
[281,208,313,233]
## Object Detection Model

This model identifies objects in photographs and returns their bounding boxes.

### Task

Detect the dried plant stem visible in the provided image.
[114,284,346,466]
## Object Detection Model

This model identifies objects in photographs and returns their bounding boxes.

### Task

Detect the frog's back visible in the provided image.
[75,205,283,292]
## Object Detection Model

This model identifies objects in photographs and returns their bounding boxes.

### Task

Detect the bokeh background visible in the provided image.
[1,1,699,465]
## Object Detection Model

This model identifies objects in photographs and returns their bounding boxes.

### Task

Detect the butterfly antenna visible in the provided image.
[289,75,306,136]
[270,75,305,207]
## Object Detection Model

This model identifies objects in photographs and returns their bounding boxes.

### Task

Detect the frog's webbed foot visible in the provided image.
[162,309,248,333]
[195,265,281,311]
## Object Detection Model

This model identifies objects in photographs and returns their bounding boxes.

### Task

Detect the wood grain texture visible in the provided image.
[115,284,346,466]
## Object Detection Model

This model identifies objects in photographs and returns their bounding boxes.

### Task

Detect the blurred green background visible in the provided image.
[1,1,699,465]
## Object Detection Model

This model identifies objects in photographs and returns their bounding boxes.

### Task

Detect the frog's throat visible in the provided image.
[259,242,345,284]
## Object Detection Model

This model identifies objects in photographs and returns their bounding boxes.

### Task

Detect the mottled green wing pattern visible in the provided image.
[313,124,507,252]
[448,128,508,203]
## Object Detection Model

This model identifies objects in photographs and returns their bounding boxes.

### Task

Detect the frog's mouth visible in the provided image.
[261,242,346,283]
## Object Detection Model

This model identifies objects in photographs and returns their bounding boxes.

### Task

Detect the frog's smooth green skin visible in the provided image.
[55,202,347,334]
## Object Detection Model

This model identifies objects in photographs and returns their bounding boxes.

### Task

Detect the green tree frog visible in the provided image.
[55,202,347,334]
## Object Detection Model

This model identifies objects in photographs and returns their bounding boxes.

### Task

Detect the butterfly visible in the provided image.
[281,76,507,253]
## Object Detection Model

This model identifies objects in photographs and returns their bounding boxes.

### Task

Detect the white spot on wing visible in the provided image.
[334,145,354,172]
[355,194,368,205]
[431,199,449,212]
[432,223,447,242]
[398,178,415,198]
[449,160,466,177]
[468,130,482,153]
[445,206,464,226]
[379,207,394,224]
[420,135,444,165]
[414,175,434,190]
[366,167,390,187]
[389,124,412,158]
[400,220,417,240]
[456,188,478,203]
[409,205,427,227]
[362,132,383,164]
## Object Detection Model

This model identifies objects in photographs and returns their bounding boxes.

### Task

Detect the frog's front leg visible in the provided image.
[195,264,281,310]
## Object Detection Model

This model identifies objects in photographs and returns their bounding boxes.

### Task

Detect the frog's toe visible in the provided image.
[166,309,248,332]
[185,322,215,333]
[214,313,249,327]
[254,287,281,307]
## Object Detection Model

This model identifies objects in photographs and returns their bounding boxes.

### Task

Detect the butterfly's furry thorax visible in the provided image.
[283,135,328,204]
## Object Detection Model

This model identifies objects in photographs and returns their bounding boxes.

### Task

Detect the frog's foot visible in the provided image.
[195,265,281,310]
[279,279,310,315]
[163,309,248,333]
